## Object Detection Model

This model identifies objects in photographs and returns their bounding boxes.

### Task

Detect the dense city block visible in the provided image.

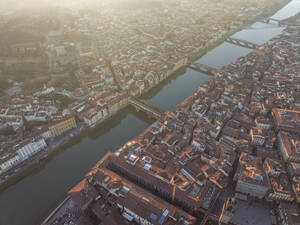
[0,0,288,186]
[43,11,300,225]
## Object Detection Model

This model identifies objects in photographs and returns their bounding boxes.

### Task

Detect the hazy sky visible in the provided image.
[0,0,164,15]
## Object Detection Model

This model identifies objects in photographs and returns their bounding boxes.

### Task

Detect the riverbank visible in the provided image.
[189,0,291,63]
[0,123,85,192]
[40,196,73,225]
[41,9,300,225]
[0,0,291,194]
[0,1,298,224]
[43,7,300,225]
[38,1,296,224]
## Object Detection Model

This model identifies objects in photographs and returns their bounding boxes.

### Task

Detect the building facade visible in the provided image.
[49,116,77,137]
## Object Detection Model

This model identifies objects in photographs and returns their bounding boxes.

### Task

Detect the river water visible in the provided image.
[0,1,299,225]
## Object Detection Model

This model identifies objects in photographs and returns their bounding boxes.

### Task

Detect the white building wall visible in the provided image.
[42,130,52,140]
[17,139,47,160]
[0,155,21,174]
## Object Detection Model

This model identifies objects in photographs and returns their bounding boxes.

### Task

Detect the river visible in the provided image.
[0,1,299,225]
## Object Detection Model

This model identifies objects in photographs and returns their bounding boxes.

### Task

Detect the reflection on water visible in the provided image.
[233,22,284,44]
[271,0,300,20]
[196,42,252,69]
[0,108,151,225]
[143,68,210,111]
